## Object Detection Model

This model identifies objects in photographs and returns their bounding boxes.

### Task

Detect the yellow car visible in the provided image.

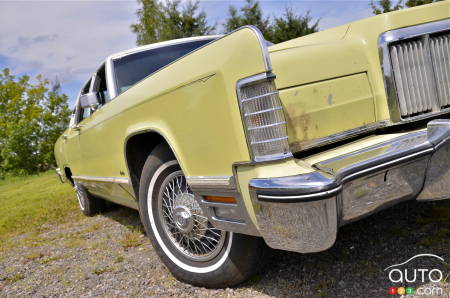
[55,2,450,287]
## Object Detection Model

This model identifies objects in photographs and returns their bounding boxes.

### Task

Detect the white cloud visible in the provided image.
[0,1,137,85]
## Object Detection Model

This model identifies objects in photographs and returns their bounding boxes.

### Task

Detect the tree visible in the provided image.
[405,0,442,7]
[0,68,70,177]
[131,0,215,45]
[370,0,442,14]
[370,0,403,14]
[270,8,319,44]
[224,0,271,40]
[224,1,319,43]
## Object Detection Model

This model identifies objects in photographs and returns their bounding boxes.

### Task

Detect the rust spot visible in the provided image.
[286,103,311,143]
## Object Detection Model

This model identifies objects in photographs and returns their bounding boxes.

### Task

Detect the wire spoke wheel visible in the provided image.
[157,171,225,262]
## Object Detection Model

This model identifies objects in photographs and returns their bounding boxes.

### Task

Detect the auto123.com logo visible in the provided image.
[384,254,449,297]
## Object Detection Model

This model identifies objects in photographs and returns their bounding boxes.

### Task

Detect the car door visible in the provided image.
[77,63,136,208]
[64,79,92,176]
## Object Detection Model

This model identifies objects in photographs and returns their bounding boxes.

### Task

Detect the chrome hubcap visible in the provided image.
[173,205,193,233]
[157,171,225,261]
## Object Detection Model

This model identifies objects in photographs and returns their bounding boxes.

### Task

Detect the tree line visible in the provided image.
[370,0,442,14]
[0,0,440,178]
[131,0,441,45]
[131,0,319,44]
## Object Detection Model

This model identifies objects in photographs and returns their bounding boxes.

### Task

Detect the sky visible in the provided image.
[0,0,375,107]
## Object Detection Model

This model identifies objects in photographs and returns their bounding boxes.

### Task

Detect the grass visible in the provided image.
[6,272,25,283]
[120,229,144,249]
[92,266,114,275]
[0,171,78,250]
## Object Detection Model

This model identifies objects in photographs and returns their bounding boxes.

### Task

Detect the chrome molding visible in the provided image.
[72,175,130,184]
[378,18,450,123]
[257,186,342,202]
[291,121,389,153]
[186,176,236,191]
[187,175,259,236]
[246,26,272,71]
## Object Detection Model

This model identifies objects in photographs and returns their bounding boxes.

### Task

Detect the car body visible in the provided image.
[55,2,450,287]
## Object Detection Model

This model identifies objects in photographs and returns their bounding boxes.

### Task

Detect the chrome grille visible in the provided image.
[389,31,450,118]
[430,33,450,108]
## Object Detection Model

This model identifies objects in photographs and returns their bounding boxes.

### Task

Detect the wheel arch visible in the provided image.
[124,129,182,201]
[64,166,74,186]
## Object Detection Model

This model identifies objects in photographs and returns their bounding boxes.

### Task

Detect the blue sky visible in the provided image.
[0,0,375,107]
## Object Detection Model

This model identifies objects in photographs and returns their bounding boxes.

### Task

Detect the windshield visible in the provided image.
[113,39,214,95]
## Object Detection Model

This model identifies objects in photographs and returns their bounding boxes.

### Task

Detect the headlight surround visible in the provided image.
[237,72,292,162]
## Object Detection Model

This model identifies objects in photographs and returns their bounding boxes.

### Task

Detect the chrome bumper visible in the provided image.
[249,119,450,253]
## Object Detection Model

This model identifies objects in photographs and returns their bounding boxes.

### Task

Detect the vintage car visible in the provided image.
[55,2,449,287]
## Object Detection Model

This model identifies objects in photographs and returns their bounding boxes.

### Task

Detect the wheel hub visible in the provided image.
[173,206,194,233]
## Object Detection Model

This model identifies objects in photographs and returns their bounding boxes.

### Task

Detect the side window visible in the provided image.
[76,64,110,124]
[68,109,76,127]
[78,78,93,122]
[113,39,213,95]
[92,64,110,104]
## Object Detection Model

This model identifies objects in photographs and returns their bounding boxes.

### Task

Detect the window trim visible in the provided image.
[108,37,217,99]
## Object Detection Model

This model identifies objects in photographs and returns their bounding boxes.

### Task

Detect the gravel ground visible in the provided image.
[0,199,449,297]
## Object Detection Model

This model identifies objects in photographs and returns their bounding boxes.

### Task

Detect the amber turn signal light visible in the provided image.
[204,196,237,204]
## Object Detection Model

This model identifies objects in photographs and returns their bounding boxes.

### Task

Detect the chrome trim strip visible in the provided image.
[200,200,238,208]
[258,185,342,202]
[186,176,236,190]
[378,18,450,123]
[210,216,245,225]
[291,121,389,153]
[72,175,130,184]
[341,147,433,182]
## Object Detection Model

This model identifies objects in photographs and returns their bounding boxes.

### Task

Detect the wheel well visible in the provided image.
[125,132,169,200]
[64,167,74,186]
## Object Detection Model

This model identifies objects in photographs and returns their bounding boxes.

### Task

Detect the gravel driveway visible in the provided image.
[1,199,449,297]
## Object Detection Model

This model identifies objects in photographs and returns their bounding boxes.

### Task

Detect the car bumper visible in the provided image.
[249,119,450,253]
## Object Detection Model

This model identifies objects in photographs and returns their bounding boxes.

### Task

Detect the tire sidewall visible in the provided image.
[138,147,267,288]
[139,159,234,276]
[74,181,102,216]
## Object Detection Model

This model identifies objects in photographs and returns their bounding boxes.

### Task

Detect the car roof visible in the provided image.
[108,35,222,60]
